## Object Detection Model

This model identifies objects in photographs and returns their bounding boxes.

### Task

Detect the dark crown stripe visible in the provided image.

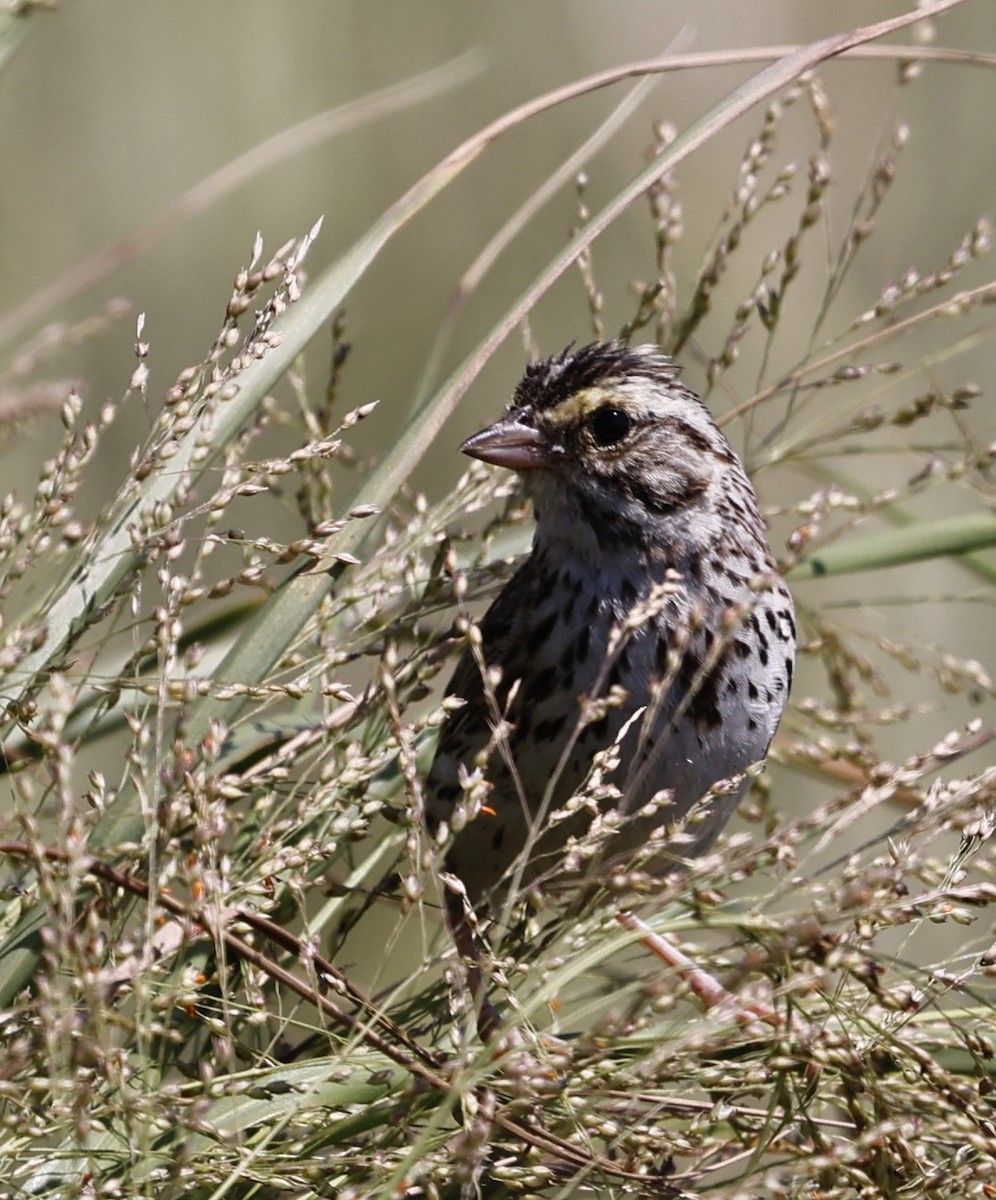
[512,341,680,413]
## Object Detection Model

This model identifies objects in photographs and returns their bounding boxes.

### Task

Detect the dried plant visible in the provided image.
[0,4,994,1198]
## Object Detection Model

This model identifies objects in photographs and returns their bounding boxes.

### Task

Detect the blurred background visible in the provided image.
[0,0,993,817]
[1,3,992,430]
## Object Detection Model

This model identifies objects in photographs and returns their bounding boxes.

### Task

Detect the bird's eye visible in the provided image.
[588,406,632,447]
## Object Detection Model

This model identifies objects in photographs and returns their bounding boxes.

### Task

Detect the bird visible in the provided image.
[426,341,795,981]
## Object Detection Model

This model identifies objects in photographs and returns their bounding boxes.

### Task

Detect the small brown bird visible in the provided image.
[428,342,795,953]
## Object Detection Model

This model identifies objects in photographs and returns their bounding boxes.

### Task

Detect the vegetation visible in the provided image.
[0,3,994,1196]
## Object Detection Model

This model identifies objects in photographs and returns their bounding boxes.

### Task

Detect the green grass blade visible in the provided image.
[790,510,996,579]
[0,8,34,80]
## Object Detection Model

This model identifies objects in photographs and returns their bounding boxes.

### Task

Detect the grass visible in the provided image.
[0,3,995,1196]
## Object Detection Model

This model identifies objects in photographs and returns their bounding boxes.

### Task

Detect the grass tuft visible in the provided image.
[1,5,994,1196]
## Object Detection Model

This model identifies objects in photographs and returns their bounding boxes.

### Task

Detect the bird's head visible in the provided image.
[461,342,740,557]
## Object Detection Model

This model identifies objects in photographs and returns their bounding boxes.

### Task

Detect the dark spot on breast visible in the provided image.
[577,493,615,547]
[533,715,568,743]
[675,648,722,729]
[526,611,558,656]
[654,634,669,674]
[512,710,533,743]
[723,493,751,522]
[485,608,513,642]
[785,656,794,689]
[747,681,759,701]
[576,624,591,663]
[528,665,557,698]
[563,669,583,698]
[734,639,751,660]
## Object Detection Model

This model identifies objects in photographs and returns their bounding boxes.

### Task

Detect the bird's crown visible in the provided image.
[512,340,681,416]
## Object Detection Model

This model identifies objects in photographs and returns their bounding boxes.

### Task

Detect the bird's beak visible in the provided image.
[460,409,553,470]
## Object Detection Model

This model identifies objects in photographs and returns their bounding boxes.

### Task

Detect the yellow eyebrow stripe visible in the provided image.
[545,385,622,425]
